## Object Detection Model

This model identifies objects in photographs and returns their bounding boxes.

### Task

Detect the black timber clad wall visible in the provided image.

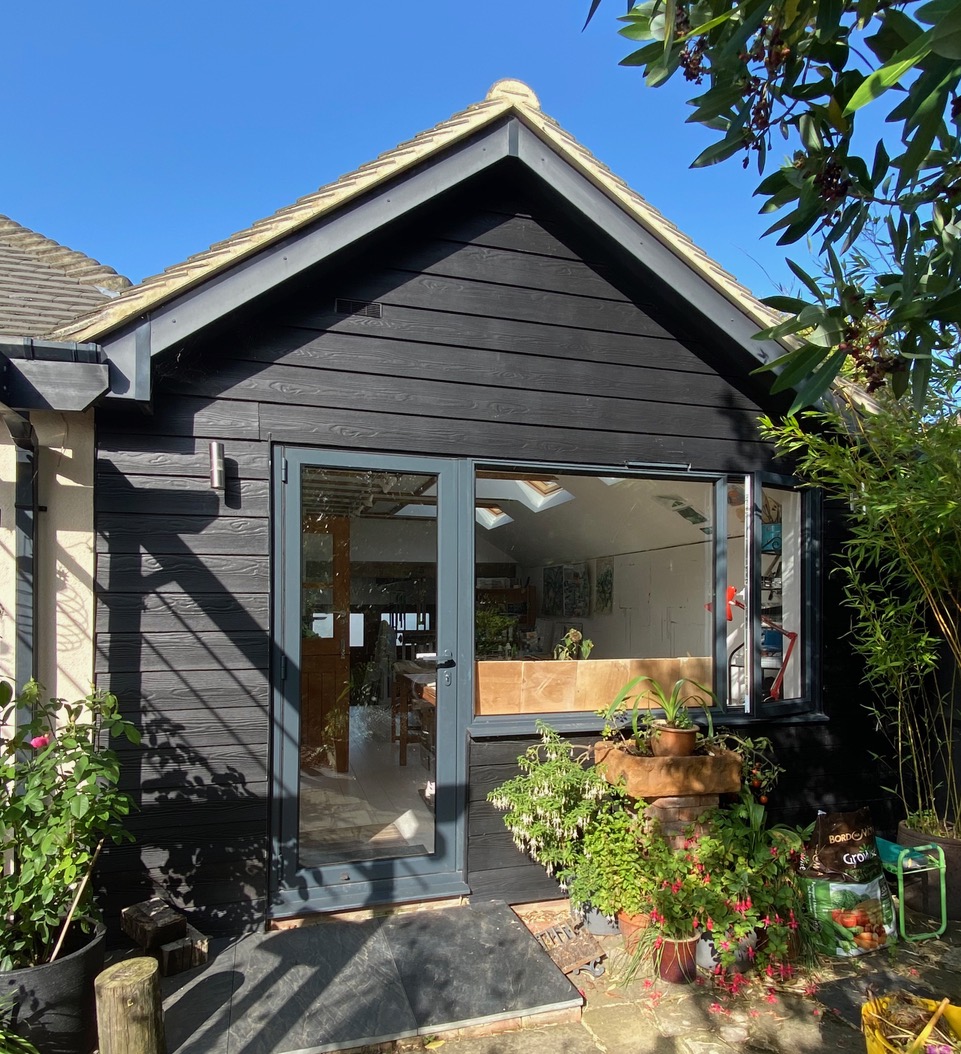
[93,181,878,927]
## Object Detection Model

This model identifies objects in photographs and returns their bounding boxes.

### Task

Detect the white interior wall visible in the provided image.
[524,541,713,659]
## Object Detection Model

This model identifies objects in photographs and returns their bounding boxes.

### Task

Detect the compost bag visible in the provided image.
[800,809,897,957]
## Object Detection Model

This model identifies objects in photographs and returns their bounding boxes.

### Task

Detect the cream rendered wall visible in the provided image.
[0,410,96,703]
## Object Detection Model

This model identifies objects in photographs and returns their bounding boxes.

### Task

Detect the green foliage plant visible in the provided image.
[487,723,618,881]
[585,0,961,409]
[565,802,652,919]
[0,681,140,971]
[759,377,961,836]
[601,674,716,744]
[699,792,812,969]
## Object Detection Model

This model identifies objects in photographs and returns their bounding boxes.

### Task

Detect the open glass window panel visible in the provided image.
[758,485,804,705]
[473,470,715,717]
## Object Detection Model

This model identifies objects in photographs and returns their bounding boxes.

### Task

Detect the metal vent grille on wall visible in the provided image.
[335,298,383,318]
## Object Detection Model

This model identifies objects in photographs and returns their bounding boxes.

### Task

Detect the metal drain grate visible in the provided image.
[534,921,605,978]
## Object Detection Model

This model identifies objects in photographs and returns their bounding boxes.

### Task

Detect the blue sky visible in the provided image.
[6,1,807,297]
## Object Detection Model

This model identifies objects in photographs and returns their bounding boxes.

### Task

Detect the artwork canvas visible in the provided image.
[563,563,590,618]
[595,557,614,614]
[542,566,563,617]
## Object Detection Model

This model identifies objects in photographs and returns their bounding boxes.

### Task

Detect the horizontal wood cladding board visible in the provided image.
[275,304,716,375]
[294,270,675,340]
[99,874,266,913]
[96,435,269,479]
[431,211,593,262]
[101,668,269,711]
[468,827,536,875]
[96,630,268,673]
[231,329,752,409]
[115,746,267,789]
[467,864,562,904]
[258,402,777,472]
[96,516,269,557]
[97,592,269,633]
[167,360,762,443]
[378,239,634,302]
[98,834,266,875]
[114,704,268,748]
[134,780,268,808]
[97,396,260,440]
[468,736,597,766]
[96,553,268,594]
[96,471,268,517]
[126,797,267,833]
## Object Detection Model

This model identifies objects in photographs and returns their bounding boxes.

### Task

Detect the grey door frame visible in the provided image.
[269,446,471,917]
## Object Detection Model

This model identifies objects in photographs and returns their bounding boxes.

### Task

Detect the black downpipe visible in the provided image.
[1,408,38,723]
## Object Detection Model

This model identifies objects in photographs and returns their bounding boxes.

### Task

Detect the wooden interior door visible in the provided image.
[300,516,350,771]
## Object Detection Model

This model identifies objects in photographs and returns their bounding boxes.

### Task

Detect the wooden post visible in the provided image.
[95,957,166,1054]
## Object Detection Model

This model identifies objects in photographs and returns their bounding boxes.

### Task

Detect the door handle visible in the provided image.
[434,657,456,669]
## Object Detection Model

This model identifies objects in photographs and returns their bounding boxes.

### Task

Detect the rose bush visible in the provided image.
[0,680,139,970]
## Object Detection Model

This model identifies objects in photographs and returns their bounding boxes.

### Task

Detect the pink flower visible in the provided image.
[29,734,50,749]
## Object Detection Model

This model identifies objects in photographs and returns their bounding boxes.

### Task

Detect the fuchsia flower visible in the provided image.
[29,734,50,749]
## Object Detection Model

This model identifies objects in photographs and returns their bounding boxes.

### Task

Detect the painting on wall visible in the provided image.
[542,565,564,617]
[563,564,590,618]
[594,557,614,615]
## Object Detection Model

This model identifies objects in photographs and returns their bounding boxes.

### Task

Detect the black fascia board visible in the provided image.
[0,337,109,411]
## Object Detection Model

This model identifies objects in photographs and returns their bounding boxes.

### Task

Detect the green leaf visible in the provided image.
[928,4,961,59]
[788,349,849,412]
[762,295,810,312]
[787,258,828,302]
[691,134,745,167]
[769,344,834,393]
[844,29,935,115]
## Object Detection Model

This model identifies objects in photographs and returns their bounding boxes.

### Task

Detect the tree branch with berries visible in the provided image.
[587,0,961,410]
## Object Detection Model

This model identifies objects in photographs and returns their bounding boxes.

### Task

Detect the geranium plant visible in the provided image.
[0,680,140,970]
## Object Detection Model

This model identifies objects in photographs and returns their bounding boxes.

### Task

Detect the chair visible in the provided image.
[876,836,947,941]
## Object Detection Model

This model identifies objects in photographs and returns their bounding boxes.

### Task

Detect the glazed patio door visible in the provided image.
[272,449,469,915]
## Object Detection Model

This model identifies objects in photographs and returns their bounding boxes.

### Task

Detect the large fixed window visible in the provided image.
[471,467,816,720]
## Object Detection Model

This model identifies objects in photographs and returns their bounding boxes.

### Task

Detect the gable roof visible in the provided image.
[53,80,779,351]
[0,215,130,338]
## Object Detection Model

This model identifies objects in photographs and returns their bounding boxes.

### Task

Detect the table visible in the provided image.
[392,669,436,766]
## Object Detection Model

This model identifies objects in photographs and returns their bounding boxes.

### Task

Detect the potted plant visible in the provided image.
[693,793,810,972]
[552,628,594,661]
[593,676,741,799]
[0,680,140,1054]
[602,675,714,757]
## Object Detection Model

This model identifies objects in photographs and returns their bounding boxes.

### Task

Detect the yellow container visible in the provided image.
[862,996,961,1054]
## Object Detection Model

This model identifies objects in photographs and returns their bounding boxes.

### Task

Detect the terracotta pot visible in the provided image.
[0,922,105,1054]
[897,820,961,921]
[657,934,699,984]
[651,723,698,757]
[617,910,651,953]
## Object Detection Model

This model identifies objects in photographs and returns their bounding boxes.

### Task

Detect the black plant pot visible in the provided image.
[0,923,106,1054]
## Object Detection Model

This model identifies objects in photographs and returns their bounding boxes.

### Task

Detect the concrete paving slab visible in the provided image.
[581,1004,670,1053]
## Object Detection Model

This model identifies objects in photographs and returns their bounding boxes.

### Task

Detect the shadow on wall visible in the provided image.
[95,458,271,936]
